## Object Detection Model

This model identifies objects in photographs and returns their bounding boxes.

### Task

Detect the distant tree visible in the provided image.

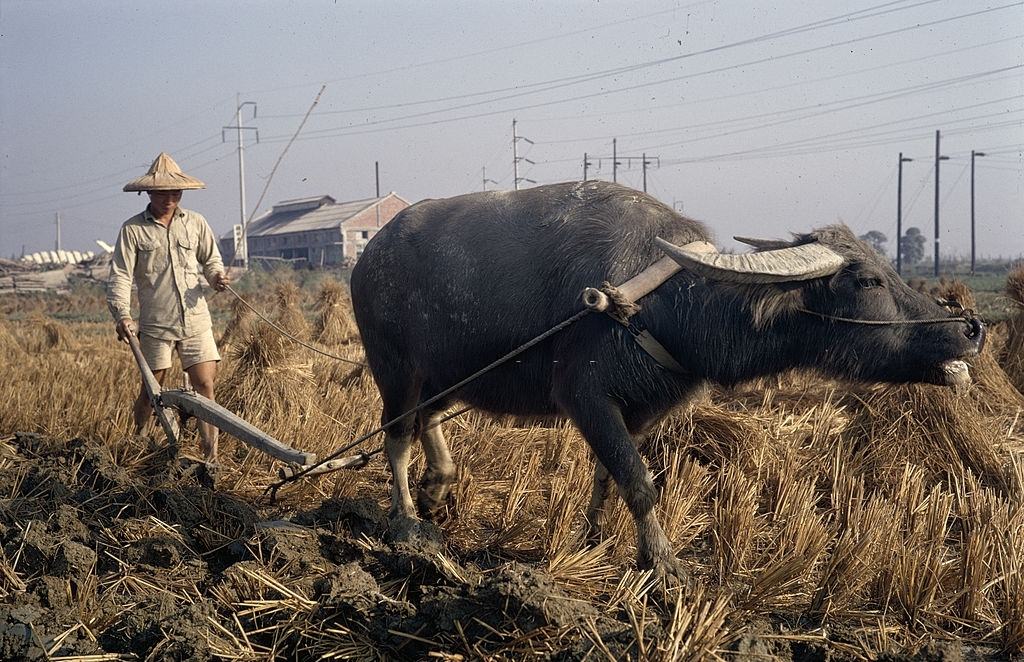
[900,227,926,266]
[858,230,888,256]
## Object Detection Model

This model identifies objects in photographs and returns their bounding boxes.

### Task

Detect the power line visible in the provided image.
[0,136,229,206]
[657,100,1024,166]
[528,33,1023,128]
[244,1,716,98]
[530,67,1021,163]
[258,0,937,119]
[539,65,1021,150]
[634,73,1022,154]
[253,3,1022,145]
[1,147,236,218]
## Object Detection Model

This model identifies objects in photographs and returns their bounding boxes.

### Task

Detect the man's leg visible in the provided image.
[185,360,218,461]
[133,369,167,432]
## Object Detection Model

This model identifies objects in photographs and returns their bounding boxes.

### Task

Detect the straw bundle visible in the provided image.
[217,297,253,349]
[1000,266,1024,394]
[313,279,358,346]
[933,277,975,309]
[653,401,768,472]
[218,282,314,425]
[932,279,1024,416]
[19,315,73,353]
[1007,265,1024,307]
[0,318,19,355]
[845,384,1008,492]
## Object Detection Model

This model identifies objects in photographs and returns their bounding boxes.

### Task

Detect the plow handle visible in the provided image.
[124,332,179,445]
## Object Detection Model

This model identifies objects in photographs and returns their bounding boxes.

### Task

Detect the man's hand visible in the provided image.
[116,318,136,342]
[211,271,231,292]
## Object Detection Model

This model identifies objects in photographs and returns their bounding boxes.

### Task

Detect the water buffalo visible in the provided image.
[350,180,984,577]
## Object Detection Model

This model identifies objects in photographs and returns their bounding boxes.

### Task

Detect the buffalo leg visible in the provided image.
[416,409,456,518]
[384,424,417,521]
[585,460,615,544]
[377,375,421,523]
[563,397,679,578]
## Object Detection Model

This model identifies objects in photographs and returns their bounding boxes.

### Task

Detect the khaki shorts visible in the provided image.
[139,328,221,372]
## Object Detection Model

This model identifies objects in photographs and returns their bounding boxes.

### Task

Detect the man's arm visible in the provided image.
[195,216,229,291]
[107,225,137,339]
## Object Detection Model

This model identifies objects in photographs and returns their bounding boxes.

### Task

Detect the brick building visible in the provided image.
[219,192,409,267]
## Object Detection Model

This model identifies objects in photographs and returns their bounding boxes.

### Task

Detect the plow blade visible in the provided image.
[159,389,317,467]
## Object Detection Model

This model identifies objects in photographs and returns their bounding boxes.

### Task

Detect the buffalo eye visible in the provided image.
[856,276,883,289]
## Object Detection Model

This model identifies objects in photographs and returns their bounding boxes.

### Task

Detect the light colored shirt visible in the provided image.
[107,206,225,340]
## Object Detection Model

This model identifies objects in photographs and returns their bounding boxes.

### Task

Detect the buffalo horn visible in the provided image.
[655,236,845,283]
[733,235,791,251]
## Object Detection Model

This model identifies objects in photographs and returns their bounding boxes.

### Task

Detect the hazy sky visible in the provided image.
[1,0,1021,261]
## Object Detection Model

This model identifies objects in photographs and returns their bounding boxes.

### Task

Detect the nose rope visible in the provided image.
[797,308,979,328]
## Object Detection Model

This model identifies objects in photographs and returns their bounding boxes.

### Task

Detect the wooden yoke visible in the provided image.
[582,240,716,312]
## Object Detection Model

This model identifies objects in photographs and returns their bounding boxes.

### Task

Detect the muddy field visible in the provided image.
[1,272,1023,660]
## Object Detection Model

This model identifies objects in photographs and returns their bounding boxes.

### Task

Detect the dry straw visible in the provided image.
[19,315,73,353]
[219,281,314,426]
[934,279,1024,417]
[846,384,1009,492]
[3,275,1024,659]
[0,318,20,355]
[1001,265,1024,394]
[313,278,358,346]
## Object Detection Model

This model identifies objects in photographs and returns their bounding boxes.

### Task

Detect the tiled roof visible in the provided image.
[222,194,405,238]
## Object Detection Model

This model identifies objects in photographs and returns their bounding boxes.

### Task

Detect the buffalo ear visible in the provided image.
[747,282,804,330]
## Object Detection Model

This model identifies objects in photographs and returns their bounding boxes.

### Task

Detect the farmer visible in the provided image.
[107,152,230,471]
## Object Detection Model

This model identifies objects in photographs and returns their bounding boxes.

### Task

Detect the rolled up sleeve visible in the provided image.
[106,226,136,322]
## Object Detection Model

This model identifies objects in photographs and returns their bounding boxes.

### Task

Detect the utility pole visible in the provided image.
[512,119,535,190]
[933,130,949,277]
[612,139,618,183]
[54,212,61,252]
[896,153,912,276]
[223,95,258,269]
[970,150,986,275]
[482,167,499,191]
[587,141,658,188]
[641,154,660,193]
[375,161,382,227]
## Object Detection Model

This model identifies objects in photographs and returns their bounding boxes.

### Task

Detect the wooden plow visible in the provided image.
[126,333,328,471]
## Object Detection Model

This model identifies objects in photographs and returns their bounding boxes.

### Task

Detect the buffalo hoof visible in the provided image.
[416,471,455,520]
[638,550,692,588]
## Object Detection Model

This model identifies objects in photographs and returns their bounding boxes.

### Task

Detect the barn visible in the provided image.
[219,192,410,267]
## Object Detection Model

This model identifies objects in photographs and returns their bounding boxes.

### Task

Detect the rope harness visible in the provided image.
[796,298,985,348]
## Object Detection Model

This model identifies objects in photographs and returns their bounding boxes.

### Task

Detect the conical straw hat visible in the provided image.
[123,152,206,192]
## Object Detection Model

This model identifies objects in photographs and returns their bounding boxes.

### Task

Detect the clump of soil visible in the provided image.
[0,433,628,660]
[0,429,1013,660]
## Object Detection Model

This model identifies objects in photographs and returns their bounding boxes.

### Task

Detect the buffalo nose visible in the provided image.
[965,316,986,353]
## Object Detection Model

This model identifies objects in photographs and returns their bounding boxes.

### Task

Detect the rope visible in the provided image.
[224,284,365,366]
[599,281,641,324]
[266,306,592,499]
[798,308,977,327]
